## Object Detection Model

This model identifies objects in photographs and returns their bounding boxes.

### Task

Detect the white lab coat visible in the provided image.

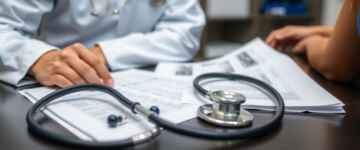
[0,0,205,85]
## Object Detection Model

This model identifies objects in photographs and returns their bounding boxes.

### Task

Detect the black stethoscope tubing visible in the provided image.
[26,84,160,149]
[26,73,285,148]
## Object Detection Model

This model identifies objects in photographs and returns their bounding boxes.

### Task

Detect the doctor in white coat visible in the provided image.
[0,0,205,87]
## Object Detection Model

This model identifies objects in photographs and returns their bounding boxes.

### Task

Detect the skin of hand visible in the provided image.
[292,35,329,55]
[267,0,360,82]
[289,35,330,73]
[30,43,113,88]
[308,0,360,81]
[291,34,357,81]
[266,25,333,51]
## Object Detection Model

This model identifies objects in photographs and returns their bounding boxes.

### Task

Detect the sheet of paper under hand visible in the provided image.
[156,38,345,114]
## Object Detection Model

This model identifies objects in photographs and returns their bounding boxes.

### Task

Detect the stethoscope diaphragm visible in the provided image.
[197,90,254,128]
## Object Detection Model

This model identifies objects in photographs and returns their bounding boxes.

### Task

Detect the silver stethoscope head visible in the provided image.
[198,90,254,128]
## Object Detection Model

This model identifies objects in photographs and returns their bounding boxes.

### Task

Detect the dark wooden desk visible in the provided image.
[0,56,359,150]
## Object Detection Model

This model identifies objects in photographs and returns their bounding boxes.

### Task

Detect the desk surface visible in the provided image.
[0,56,360,150]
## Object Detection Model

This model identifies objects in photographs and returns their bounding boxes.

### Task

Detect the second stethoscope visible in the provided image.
[26,73,285,149]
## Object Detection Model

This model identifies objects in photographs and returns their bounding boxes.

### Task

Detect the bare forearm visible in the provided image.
[310,48,359,81]
[311,0,360,81]
[311,26,334,37]
[305,37,356,81]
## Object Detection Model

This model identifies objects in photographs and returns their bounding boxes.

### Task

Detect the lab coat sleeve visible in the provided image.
[0,0,57,85]
[98,0,206,70]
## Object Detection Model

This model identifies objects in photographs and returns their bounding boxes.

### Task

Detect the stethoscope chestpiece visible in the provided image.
[197,90,254,128]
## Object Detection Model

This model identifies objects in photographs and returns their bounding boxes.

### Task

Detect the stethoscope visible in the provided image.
[26,73,285,148]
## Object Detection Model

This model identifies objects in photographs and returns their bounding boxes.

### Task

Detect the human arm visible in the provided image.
[307,0,360,81]
[266,25,334,51]
[289,0,360,81]
[0,0,112,87]
[97,0,206,71]
[0,0,58,85]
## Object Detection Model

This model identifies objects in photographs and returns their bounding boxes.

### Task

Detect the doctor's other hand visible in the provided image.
[30,43,113,88]
[266,25,333,51]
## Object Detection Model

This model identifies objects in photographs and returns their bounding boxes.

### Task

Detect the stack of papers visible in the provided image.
[155,38,345,113]
[18,38,345,142]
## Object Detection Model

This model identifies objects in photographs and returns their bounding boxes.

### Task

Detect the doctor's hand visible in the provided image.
[266,25,333,52]
[30,43,113,88]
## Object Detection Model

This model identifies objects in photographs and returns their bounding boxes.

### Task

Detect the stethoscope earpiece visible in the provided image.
[150,106,160,115]
[107,106,160,128]
[107,114,126,128]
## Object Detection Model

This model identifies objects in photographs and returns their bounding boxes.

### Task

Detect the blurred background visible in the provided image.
[199,0,343,59]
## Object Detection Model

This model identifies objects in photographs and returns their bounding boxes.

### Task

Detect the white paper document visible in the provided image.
[156,38,345,114]
[19,70,198,142]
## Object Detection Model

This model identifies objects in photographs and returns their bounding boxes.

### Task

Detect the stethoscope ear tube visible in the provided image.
[26,84,160,149]
[193,73,254,97]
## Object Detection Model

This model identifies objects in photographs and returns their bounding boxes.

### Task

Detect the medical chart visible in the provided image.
[156,38,345,113]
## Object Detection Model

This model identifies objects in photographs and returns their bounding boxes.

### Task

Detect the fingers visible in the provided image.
[275,30,297,41]
[71,44,113,85]
[266,31,278,47]
[68,56,104,84]
[53,63,86,85]
[31,43,113,88]
[293,40,307,54]
[266,26,302,50]
[50,75,73,88]
[268,32,291,52]
[267,30,289,49]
